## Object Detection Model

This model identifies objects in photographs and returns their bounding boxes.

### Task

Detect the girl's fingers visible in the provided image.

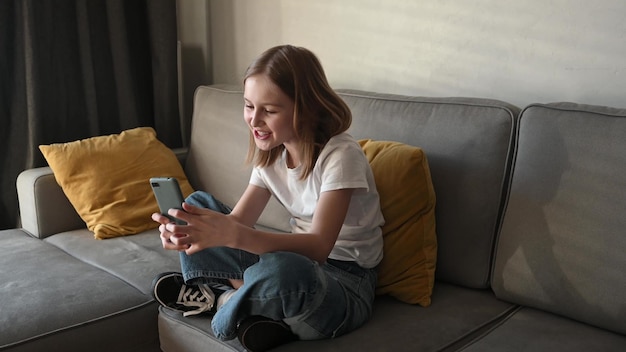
[152,212,172,224]
[181,202,205,214]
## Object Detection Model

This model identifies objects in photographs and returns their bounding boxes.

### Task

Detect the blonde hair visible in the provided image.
[243,45,351,179]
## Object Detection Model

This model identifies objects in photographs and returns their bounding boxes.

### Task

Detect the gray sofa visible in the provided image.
[3,85,625,351]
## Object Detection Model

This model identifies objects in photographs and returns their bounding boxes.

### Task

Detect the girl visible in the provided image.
[152,45,384,352]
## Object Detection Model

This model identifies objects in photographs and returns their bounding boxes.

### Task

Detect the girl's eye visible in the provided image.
[265,109,276,114]
[244,104,253,109]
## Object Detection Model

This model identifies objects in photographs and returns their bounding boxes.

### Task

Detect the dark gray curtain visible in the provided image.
[0,0,181,230]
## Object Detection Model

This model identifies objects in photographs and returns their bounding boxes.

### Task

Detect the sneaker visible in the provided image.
[237,316,298,352]
[151,272,216,317]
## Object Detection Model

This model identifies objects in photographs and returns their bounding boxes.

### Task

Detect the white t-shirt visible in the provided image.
[249,132,384,268]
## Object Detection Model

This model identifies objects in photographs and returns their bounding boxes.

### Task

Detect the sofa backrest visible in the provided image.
[185,86,264,221]
[492,103,626,334]
[338,90,518,288]
[185,85,518,289]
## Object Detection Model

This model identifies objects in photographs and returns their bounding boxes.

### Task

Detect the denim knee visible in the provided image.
[244,252,318,292]
[184,191,231,214]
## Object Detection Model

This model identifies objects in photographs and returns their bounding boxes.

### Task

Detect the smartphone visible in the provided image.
[150,177,186,225]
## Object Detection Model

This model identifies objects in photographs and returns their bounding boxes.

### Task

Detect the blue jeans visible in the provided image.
[180,191,378,341]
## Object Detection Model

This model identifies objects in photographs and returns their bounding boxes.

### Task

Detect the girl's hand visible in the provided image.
[156,202,236,255]
[151,211,190,252]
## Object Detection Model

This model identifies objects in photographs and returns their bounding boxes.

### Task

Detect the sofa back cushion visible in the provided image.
[185,85,293,232]
[186,85,518,289]
[492,103,626,334]
[339,90,518,288]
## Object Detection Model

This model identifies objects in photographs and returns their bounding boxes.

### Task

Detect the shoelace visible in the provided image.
[176,284,215,317]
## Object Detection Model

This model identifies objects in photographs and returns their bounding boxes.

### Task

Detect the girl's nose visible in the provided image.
[249,110,263,127]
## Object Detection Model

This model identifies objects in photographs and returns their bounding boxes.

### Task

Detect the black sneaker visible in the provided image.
[237,316,298,352]
[151,272,216,317]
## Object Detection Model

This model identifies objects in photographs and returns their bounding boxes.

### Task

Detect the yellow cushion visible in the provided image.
[359,139,437,306]
[39,127,194,240]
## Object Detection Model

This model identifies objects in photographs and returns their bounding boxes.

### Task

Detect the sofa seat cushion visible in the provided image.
[43,229,181,295]
[461,307,626,352]
[157,282,516,352]
[0,229,159,351]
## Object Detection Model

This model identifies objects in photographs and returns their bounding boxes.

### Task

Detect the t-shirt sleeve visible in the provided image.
[320,139,370,193]
[249,167,267,189]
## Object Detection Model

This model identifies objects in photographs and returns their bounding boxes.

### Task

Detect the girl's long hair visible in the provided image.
[243,45,352,179]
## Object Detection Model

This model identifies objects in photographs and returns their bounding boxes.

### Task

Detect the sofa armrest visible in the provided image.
[16,167,84,239]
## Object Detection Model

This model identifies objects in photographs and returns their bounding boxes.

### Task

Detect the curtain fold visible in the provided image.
[0,0,180,230]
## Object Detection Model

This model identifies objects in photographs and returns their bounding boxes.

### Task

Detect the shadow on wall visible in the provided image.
[208,0,284,84]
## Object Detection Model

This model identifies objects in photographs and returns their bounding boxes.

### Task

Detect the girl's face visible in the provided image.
[244,74,298,155]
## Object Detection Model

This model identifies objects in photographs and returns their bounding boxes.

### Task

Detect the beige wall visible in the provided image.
[178,0,626,110]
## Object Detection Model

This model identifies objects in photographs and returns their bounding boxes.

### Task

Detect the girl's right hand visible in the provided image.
[152,212,191,252]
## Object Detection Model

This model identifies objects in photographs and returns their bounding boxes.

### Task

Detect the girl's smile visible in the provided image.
[253,129,272,140]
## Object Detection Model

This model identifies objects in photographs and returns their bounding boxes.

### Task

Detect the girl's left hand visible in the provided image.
[165,202,235,255]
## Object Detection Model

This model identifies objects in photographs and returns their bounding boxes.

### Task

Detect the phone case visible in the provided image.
[150,177,186,225]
